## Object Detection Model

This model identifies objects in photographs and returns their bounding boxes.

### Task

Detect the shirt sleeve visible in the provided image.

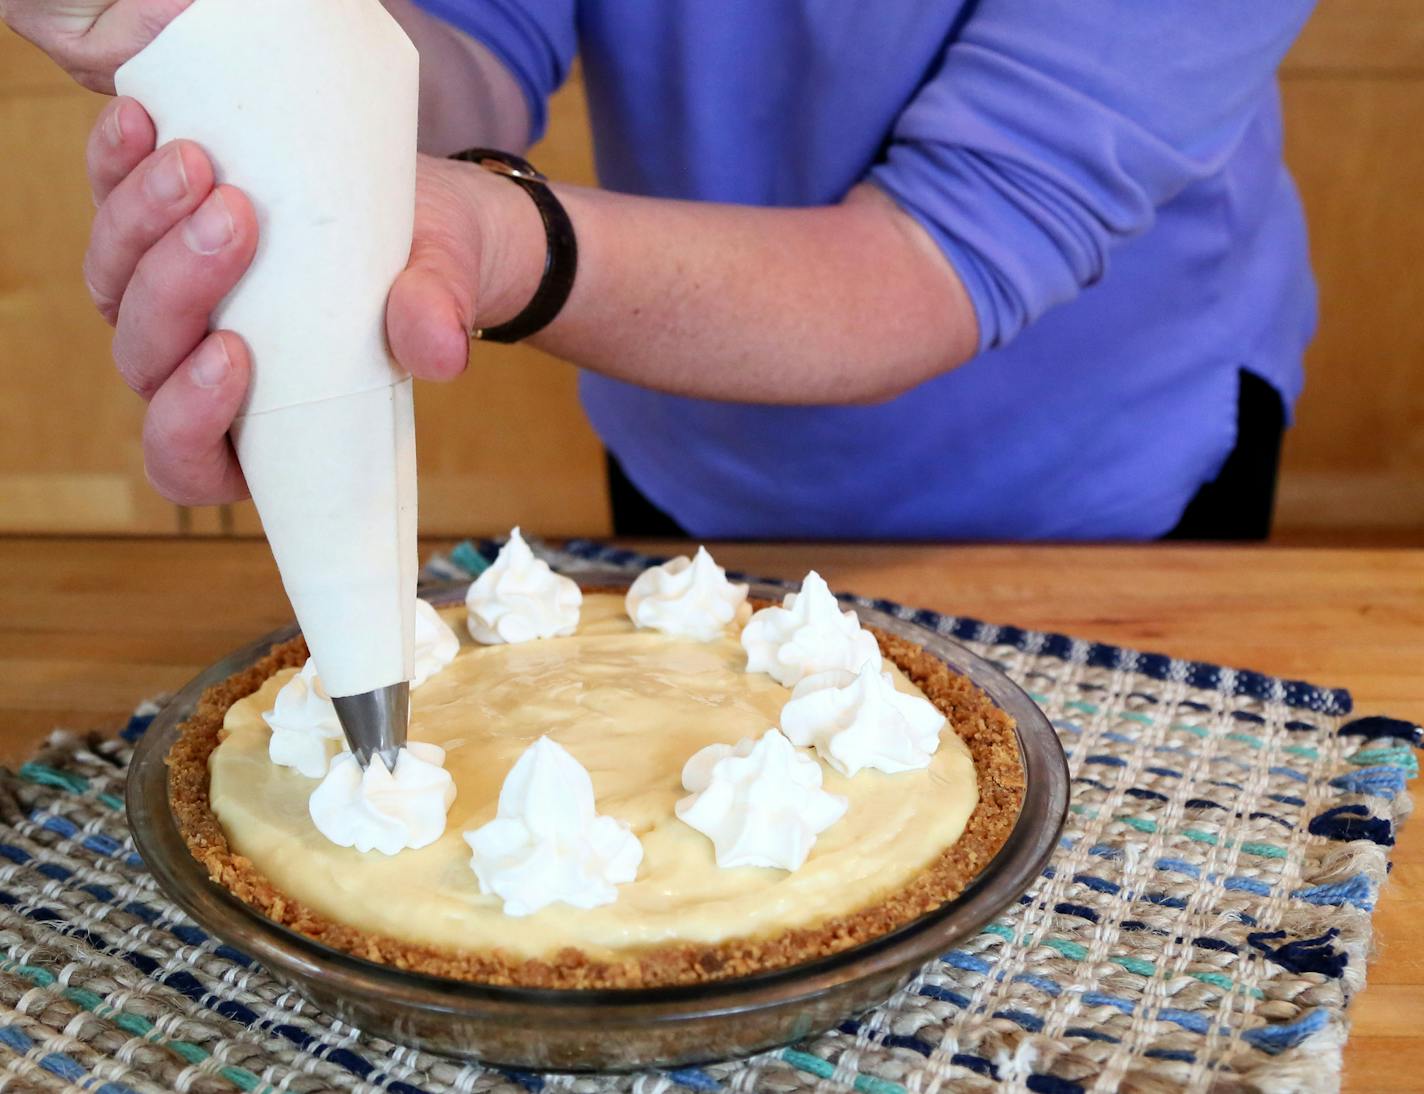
[409,0,577,142]
[869,0,1314,353]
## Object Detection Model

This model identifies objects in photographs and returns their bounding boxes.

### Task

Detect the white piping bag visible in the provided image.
[117,0,420,769]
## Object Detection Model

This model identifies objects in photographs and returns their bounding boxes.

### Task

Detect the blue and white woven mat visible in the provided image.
[0,540,1417,1094]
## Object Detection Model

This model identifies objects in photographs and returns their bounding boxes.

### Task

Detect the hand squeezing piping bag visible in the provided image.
[117,0,420,770]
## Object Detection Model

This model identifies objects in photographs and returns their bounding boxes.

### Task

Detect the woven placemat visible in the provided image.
[0,541,1417,1093]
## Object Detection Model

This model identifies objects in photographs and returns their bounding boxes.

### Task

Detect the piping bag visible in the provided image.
[117,0,420,771]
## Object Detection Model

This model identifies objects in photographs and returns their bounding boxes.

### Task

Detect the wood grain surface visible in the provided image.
[0,535,1419,1089]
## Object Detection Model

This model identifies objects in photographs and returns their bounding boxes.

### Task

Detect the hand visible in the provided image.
[0,0,193,93]
[84,98,541,506]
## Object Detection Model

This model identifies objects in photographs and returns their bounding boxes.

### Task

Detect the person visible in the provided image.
[3,0,1316,540]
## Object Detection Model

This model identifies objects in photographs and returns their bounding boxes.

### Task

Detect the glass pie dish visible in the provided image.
[126,572,1069,1071]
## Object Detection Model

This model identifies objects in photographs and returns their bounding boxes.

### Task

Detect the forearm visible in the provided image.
[382,0,529,156]
[482,180,980,405]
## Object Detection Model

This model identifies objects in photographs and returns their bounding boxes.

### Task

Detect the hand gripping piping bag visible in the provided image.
[117,0,420,767]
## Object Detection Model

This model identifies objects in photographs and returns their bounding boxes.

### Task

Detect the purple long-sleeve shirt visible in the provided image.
[414,0,1317,539]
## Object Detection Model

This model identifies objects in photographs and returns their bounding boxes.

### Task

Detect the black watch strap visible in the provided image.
[449,148,578,344]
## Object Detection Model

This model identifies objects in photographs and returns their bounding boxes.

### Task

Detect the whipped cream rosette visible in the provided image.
[625,547,750,641]
[465,736,644,916]
[262,660,344,778]
[676,729,848,871]
[741,570,882,687]
[781,663,947,777]
[466,528,582,645]
[411,598,460,687]
[308,742,456,855]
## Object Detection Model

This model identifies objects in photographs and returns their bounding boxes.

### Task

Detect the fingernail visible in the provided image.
[190,337,231,389]
[145,145,189,205]
[106,102,126,147]
[184,190,234,254]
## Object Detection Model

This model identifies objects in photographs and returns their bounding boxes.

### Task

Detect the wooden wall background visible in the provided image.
[2,1,1421,542]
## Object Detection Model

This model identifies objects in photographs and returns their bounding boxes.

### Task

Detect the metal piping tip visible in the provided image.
[332,681,409,772]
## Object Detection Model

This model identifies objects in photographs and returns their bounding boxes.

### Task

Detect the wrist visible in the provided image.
[471,163,549,330]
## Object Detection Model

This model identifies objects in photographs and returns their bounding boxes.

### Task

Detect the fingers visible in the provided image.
[142,331,251,506]
[85,136,215,324]
[86,97,156,207]
[112,184,258,399]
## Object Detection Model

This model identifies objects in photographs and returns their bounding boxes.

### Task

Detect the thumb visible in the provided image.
[387,246,475,383]
[387,160,484,382]
[71,0,196,92]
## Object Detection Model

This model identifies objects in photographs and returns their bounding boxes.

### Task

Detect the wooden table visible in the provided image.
[2,535,1420,1089]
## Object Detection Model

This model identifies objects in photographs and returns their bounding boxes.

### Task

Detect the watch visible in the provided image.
[448,148,578,344]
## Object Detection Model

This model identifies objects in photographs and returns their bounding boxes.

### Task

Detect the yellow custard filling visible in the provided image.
[209,594,978,960]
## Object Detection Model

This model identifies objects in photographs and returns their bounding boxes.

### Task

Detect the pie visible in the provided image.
[167,587,1025,989]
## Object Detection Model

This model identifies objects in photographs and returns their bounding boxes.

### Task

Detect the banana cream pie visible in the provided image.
[169,540,1024,988]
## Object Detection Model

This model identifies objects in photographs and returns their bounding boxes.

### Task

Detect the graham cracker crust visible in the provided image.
[166,605,1026,990]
